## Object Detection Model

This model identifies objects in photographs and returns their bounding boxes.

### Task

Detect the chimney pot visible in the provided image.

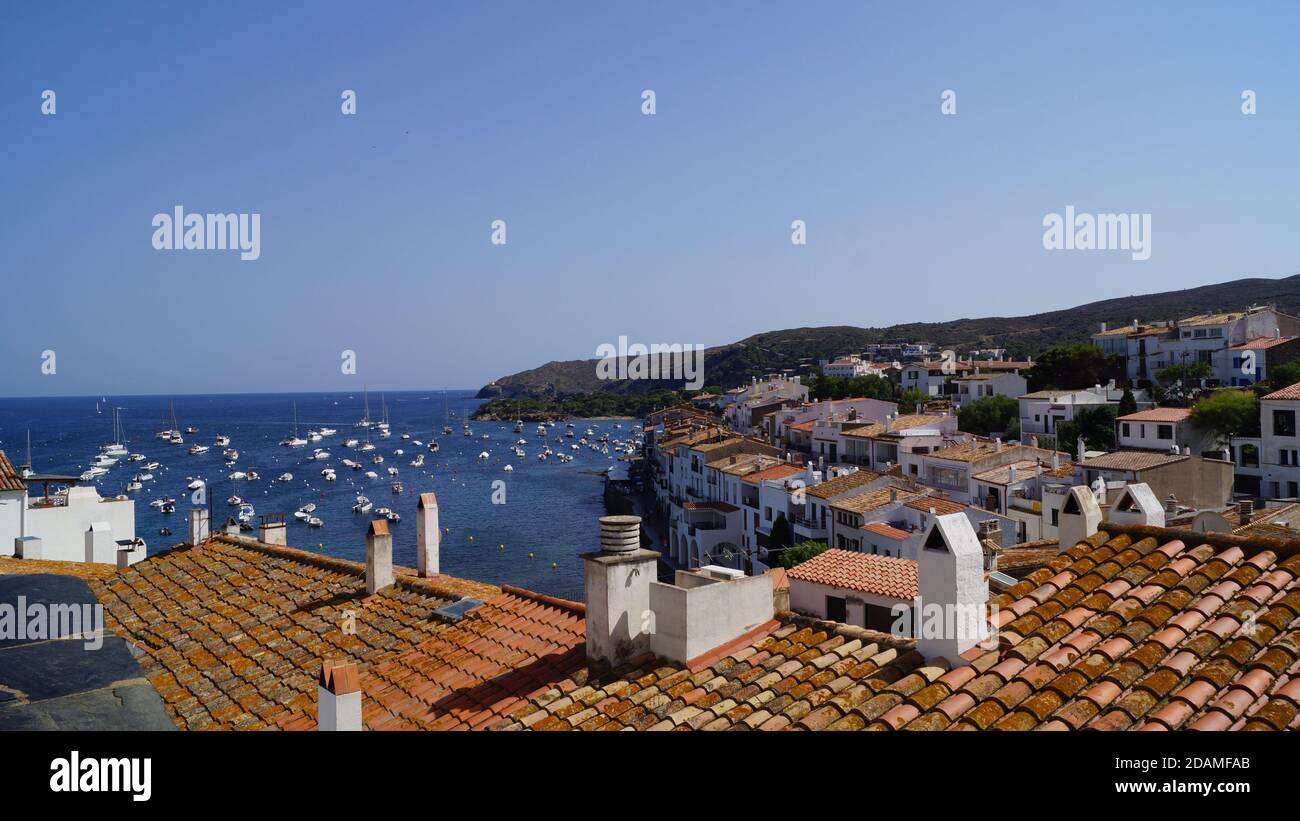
[187,507,210,546]
[366,519,394,595]
[317,659,362,731]
[416,492,440,577]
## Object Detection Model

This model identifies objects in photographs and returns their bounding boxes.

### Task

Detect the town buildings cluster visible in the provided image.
[5,303,1300,733]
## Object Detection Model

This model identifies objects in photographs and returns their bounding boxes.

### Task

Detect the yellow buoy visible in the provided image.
[528,552,534,559]
[468,535,474,541]
[551,562,558,570]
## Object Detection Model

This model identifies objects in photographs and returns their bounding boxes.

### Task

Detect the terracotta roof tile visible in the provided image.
[805,470,882,499]
[1117,407,1192,423]
[0,450,24,493]
[786,549,918,600]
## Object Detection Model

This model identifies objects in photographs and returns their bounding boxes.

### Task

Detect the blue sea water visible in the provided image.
[0,391,633,600]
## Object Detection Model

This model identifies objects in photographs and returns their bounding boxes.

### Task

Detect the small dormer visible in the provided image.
[1107,483,1165,528]
[1058,485,1102,549]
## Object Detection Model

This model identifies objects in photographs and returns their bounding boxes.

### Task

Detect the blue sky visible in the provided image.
[2,1,1299,397]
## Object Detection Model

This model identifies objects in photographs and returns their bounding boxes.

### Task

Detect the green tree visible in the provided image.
[1027,344,1122,391]
[956,395,1018,437]
[1154,362,1212,406]
[1190,389,1260,445]
[1269,360,1300,390]
[1118,388,1138,416]
[899,388,928,412]
[778,539,828,569]
[1056,404,1117,453]
[768,513,793,551]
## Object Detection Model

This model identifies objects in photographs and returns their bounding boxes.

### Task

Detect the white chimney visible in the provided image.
[317,659,362,731]
[258,514,287,546]
[1008,464,1017,484]
[1059,485,1102,549]
[416,492,440,577]
[1076,437,1086,462]
[994,437,1002,452]
[917,514,989,665]
[1100,322,1107,332]
[583,516,656,668]
[1107,483,1166,528]
[187,507,210,546]
[1051,452,1060,470]
[365,519,394,595]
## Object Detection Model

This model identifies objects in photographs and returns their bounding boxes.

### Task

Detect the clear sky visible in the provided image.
[3,1,1299,397]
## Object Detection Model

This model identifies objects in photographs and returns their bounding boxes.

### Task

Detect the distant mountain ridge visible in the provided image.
[477,273,1300,399]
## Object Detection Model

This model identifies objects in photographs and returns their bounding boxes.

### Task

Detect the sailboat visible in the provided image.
[441,391,453,435]
[377,394,391,437]
[355,387,373,428]
[280,402,308,447]
[100,408,128,456]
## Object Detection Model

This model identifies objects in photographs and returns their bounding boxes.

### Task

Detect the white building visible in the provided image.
[1258,382,1300,499]
[821,355,871,378]
[0,451,142,566]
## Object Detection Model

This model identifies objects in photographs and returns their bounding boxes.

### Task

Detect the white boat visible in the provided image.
[387,467,399,476]
[214,434,230,446]
[371,455,384,464]
[364,471,379,479]
[224,449,239,460]
[299,502,317,513]
[514,421,524,433]
[319,427,337,436]
[358,441,375,453]
[188,444,209,455]
[278,472,293,483]
[281,402,308,447]
[341,459,357,468]
[391,480,403,494]
[386,511,400,522]
[410,455,424,467]
[394,449,404,456]
[401,433,411,440]
[92,454,117,468]
[312,451,331,460]
[294,510,309,520]
[229,471,247,480]
[376,507,393,517]
[144,462,160,471]
[128,453,146,462]
[150,497,175,508]
[307,516,323,528]
[245,470,259,481]
[352,496,373,513]
[428,441,439,452]
[134,472,154,482]
[126,480,142,492]
[187,479,205,490]
[503,464,513,472]
[344,438,360,449]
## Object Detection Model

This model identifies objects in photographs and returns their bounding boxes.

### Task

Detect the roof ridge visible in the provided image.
[498,584,586,615]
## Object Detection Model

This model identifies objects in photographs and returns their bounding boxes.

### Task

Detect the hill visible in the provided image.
[477,273,1300,399]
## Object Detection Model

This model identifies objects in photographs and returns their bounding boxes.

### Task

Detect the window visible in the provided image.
[1050,508,1059,527]
[1242,444,1259,467]
[825,596,847,623]
[1157,425,1173,440]
[1121,423,1131,437]
[1276,409,1297,437]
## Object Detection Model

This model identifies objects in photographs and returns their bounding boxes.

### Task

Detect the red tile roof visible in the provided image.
[1117,407,1192,423]
[684,501,740,513]
[805,470,881,499]
[280,587,586,730]
[1263,382,1300,401]
[1079,451,1187,471]
[743,464,804,483]
[1229,336,1295,351]
[88,534,498,729]
[500,523,1300,731]
[0,450,24,493]
[786,548,918,600]
[862,522,911,541]
[903,497,967,516]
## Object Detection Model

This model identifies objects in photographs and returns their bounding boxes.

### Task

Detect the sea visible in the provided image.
[0,390,638,600]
